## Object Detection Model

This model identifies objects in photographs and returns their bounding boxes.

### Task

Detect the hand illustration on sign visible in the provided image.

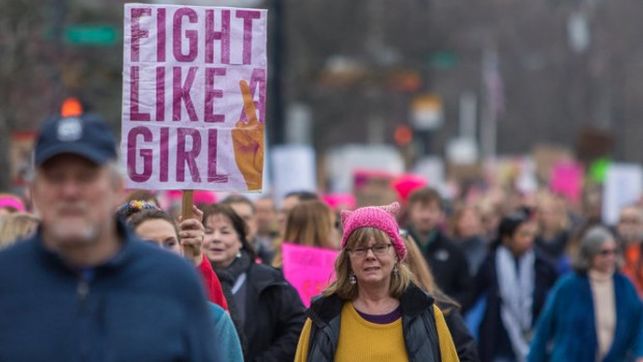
[232,80,264,191]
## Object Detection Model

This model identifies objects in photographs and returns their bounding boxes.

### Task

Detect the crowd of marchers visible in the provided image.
[0,113,641,362]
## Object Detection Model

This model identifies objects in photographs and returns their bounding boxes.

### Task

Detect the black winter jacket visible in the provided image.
[408,228,473,304]
[304,284,443,362]
[216,258,306,362]
[440,304,480,362]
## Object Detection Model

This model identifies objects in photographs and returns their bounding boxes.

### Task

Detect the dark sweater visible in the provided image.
[215,253,306,362]
[409,228,473,304]
[0,222,217,361]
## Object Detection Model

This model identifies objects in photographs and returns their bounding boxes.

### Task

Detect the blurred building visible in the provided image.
[282,0,643,167]
[2,0,643,190]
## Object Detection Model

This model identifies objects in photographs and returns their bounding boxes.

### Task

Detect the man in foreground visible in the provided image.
[0,114,217,361]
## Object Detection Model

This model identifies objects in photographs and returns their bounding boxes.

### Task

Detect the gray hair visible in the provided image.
[573,225,617,272]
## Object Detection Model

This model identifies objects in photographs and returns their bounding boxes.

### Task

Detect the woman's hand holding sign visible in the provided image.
[232,80,264,191]
[178,205,205,265]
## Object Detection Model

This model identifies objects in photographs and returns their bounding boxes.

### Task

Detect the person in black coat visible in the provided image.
[202,204,305,362]
[463,208,558,362]
[405,187,472,304]
[402,229,480,361]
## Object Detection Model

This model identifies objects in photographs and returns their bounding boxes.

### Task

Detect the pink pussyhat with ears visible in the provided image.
[340,202,407,261]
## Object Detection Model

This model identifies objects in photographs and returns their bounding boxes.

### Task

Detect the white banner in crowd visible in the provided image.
[602,163,642,225]
[121,4,267,191]
[271,145,317,205]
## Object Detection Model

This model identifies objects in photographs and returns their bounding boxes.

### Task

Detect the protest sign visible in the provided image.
[271,144,317,203]
[550,161,583,204]
[325,145,404,194]
[354,170,398,208]
[602,163,642,225]
[281,243,338,307]
[122,4,267,191]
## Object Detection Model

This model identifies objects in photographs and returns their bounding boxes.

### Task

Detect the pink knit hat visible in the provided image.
[340,202,407,260]
[0,194,25,212]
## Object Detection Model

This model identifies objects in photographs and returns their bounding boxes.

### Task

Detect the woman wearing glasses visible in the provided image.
[294,202,459,362]
[529,225,643,362]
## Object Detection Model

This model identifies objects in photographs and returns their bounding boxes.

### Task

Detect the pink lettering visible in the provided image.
[172,66,198,121]
[176,128,202,182]
[173,8,198,62]
[156,67,165,121]
[205,10,230,64]
[239,68,266,123]
[160,127,169,182]
[204,67,226,123]
[235,10,260,64]
[130,8,151,62]
[156,8,166,62]
[208,129,229,183]
[130,66,150,121]
[127,127,153,182]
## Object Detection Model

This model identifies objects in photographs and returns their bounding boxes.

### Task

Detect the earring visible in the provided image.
[393,264,399,274]
[236,250,242,258]
[349,272,356,285]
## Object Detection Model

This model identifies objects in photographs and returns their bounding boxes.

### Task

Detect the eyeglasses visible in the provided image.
[598,248,618,257]
[347,243,392,257]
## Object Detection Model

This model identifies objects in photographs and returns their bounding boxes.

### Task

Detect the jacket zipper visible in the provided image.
[77,278,90,303]
[77,275,91,361]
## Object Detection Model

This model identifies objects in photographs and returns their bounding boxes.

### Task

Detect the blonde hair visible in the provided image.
[0,213,39,249]
[323,227,414,300]
[536,192,570,235]
[403,232,437,291]
[273,200,336,267]
[284,200,335,248]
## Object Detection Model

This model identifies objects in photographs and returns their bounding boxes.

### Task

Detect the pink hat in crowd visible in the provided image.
[0,194,25,212]
[340,202,407,261]
[391,173,428,204]
[321,193,356,210]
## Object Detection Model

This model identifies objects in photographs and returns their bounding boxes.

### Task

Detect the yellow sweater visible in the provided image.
[294,303,459,362]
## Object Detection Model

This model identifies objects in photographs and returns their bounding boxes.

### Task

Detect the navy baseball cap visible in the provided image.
[34,114,117,166]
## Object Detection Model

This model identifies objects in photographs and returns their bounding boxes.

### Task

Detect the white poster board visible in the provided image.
[602,163,642,225]
[121,4,268,191]
[271,144,317,203]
